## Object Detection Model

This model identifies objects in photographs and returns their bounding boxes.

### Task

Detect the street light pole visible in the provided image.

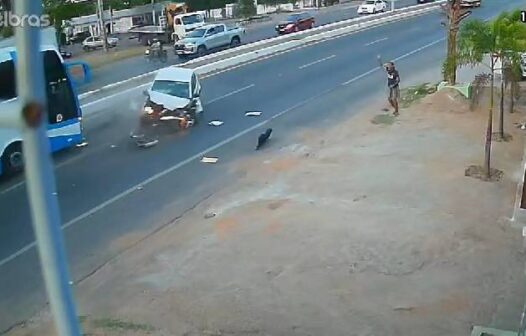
[10,1,82,335]
[97,0,109,51]
[152,0,156,26]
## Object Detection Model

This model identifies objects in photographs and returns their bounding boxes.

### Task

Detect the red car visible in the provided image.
[276,12,315,35]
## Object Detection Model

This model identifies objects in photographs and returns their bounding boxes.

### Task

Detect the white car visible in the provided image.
[82,36,119,51]
[143,67,204,116]
[357,0,387,14]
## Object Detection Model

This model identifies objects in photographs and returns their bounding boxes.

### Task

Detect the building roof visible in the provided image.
[155,66,194,82]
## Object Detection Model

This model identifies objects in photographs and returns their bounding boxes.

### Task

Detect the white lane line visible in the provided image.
[0,180,24,195]
[206,84,255,104]
[0,85,333,269]
[365,37,388,46]
[82,83,151,110]
[0,84,257,195]
[298,54,336,69]
[342,37,445,85]
[0,35,452,268]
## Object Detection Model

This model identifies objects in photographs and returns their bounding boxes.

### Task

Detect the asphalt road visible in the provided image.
[0,0,522,331]
[79,0,417,93]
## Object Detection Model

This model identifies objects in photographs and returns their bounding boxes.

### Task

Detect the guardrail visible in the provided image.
[78,0,444,101]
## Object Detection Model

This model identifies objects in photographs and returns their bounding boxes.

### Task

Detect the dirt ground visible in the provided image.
[9,86,526,336]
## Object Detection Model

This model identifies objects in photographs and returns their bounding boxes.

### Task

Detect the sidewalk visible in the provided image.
[9,70,526,335]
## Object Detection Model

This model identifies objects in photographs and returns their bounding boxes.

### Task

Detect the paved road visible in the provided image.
[0,0,521,331]
[78,0,416,93]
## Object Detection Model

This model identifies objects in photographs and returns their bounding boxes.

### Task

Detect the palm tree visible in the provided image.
[458,14,526,179]
[494,11,526,137]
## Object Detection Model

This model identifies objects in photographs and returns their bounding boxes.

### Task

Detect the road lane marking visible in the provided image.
[365,37,388,46]
[206,84,255,104]
[0,84,258,195]
[298,55,336,69]
[342,37,445,85]
[82,83,151,110]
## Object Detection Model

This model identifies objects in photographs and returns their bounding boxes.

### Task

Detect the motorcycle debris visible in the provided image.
[209,120,224,126]
[110,145,117,148]
[201,157,219,163]
[137,186,144,190]
[136,139,159,148]
[245,111,262,117]
[76,141,88,148]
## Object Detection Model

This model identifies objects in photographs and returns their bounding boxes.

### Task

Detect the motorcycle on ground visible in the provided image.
[144,44,168,63]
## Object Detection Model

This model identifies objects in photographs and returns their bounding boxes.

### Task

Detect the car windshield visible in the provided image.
[287,14,301,21]
[181,14,203,25]
[365,0,375,3]
[186,28,206,38]
[151,80,190,99]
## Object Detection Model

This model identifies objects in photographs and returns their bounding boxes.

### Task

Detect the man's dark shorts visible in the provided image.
[389,85,400,100]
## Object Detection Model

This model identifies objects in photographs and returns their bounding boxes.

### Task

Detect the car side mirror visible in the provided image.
[143,90,149,96]
[194,89,201,97]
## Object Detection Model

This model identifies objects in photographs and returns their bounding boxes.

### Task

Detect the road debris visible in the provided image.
[204,212,216,219]
[256,128,272,150]
[201,157,219,163]
[76,141,88,148]
[209,120,224,126]
[245,111,262,117]
[110,145,117,148]
[137,186,144,191]
[136,138,159,148]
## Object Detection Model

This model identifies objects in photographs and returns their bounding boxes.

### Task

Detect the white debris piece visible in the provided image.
[209,120,224,126]
[76,141,88,148]
[245,111,262,117]
[201,157,219,164]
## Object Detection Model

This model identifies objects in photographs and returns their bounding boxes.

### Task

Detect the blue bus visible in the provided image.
[0,28,91,176]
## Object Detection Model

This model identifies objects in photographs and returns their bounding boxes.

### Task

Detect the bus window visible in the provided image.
[43,50,78,125]
[0,60,16,101]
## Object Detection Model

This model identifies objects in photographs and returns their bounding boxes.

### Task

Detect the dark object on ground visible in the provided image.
[256,128,272,150]
[464,164,503,182]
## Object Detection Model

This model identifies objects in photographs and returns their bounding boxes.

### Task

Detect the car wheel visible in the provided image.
[230,36,241,48]
[197,45,207,57]
[83,45,89,51]
[2,142,24,176]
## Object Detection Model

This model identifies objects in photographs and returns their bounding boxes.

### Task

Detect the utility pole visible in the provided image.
[3,1,82,335]
[96,0,109,51]
[152,0,156,26]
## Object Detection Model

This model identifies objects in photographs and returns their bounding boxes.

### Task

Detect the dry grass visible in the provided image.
[75,46,145,70]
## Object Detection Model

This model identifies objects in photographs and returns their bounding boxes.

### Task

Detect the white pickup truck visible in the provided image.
[173,23,245,58]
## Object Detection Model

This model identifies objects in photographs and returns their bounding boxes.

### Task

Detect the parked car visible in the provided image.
[68,31,90,44]
[357,0,387,14]
[460,0,481,7]
[82,36,119,51]
[275,12,315,35]
[174,24,245,58]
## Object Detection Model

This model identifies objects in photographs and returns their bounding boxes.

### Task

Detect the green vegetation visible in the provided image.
[399,83,437,108]
[457,9,526,179]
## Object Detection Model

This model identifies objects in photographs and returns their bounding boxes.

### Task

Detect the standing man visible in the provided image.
[384,61,400,116]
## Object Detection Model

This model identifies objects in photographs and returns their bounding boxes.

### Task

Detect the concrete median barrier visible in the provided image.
[79,0,444,104]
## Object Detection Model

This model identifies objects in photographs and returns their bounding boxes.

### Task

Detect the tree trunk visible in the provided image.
[498,76,504,138]
[484,65,495,179]
[449,30,457,85]
[509,80,516,114]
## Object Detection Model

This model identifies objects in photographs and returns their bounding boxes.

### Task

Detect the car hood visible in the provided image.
[178,37,202,44]
[360,3,375,7]
[148,91,190,110]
